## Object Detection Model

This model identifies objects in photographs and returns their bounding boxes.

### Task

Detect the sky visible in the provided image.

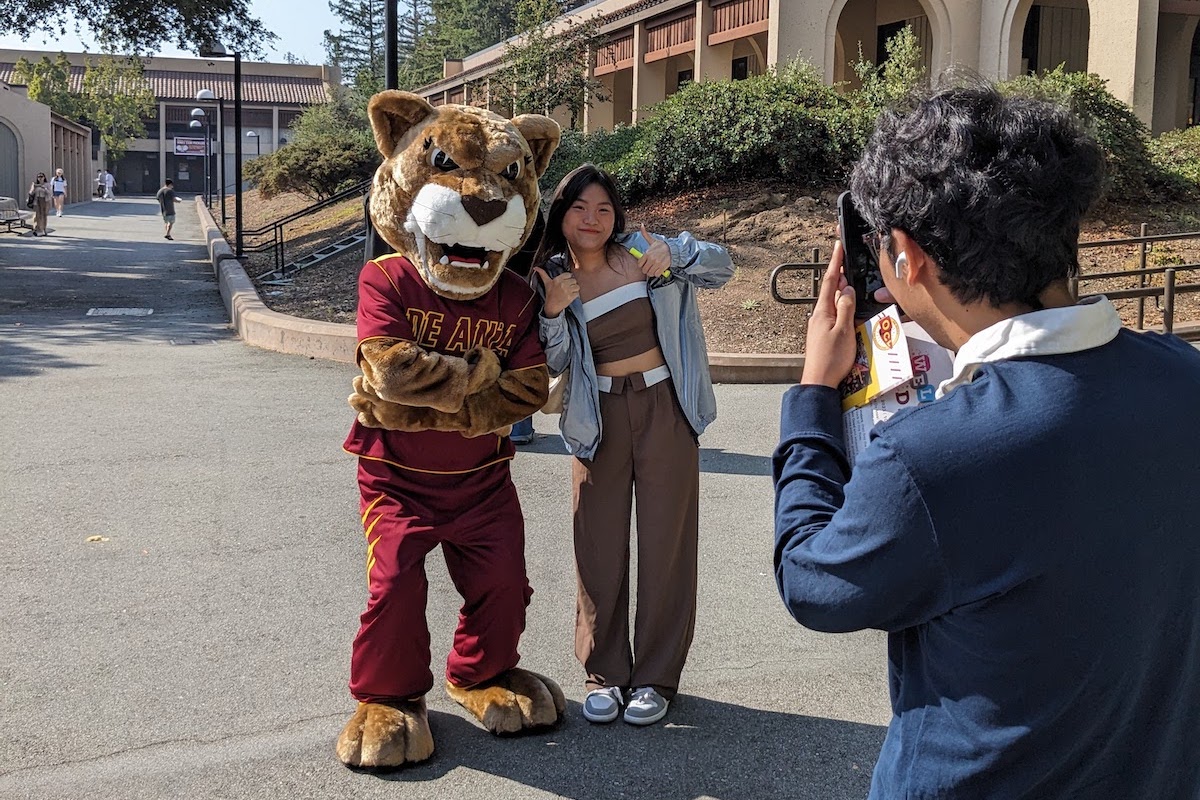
[0,1,338,65]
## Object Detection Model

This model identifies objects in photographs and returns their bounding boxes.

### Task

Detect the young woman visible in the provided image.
[29,173,52,236]
[531,164,733,727]
[51,168,67,216]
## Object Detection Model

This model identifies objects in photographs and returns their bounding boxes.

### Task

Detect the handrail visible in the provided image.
[243,178,371,237]
[232,177,372,280]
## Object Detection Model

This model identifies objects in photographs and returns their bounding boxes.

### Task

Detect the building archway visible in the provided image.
[0,120,19,200]
[999,0,1090,78]
[827,0,950,86]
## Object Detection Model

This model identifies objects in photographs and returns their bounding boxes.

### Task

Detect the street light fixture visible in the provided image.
[246,130,261,157]
[198,41,243,257]
[195,88,225,224]
[189,109,211,207]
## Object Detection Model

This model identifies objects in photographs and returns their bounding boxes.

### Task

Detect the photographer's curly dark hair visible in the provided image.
[850,82,1105,308]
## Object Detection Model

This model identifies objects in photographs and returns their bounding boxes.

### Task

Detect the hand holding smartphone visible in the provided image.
[836,191,892,319]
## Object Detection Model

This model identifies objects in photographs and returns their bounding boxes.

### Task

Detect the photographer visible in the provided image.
[773,83,1200,797]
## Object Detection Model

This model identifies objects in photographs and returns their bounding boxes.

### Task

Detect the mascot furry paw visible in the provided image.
[337,91,561,770]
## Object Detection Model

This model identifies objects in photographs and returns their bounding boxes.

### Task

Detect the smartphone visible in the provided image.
[836,191,890,319]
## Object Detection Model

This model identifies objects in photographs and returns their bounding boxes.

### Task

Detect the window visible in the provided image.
[732,57,749,80]
[677,68,694,87]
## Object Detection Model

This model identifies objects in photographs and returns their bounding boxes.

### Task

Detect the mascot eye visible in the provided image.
[502,161,521,180]
[429,148,459,171]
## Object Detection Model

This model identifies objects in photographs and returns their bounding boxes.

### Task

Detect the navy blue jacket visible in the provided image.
[774,330,1200,798]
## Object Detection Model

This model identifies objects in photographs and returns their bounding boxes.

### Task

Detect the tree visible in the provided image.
[81,56,157,166]
[324,0,389,94]
[3,0,274,56]
[245,89,378,200]
[488,0,607,128]
[12,54,82,120]
[326,0,437,93]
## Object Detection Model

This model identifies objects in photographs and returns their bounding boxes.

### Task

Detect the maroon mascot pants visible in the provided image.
[350,457,532,703]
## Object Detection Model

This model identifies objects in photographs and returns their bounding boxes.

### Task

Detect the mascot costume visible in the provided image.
[337,90,562,769]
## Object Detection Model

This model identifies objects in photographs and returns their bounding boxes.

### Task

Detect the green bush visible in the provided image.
[1149,126,1200,196]
[246,90,379,200]
[999,67,1186,203]
[540,124,641,194]
[610,62,847,201]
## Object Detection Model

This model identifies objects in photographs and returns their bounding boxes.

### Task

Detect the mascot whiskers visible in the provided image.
[337,90,561,769]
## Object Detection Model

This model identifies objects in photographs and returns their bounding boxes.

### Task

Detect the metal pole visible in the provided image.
[234,52,244,257]
[1164,268,1176,335]
[1137,222,1148,329]
[810,247,820,301]
[218,98,227,225]
[203,116,211,208]
[386,0,398,89]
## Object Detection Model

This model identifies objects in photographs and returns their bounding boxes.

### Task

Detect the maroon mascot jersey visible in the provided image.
[343,254,545,473]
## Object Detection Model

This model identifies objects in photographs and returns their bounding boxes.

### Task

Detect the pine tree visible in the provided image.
[324,0,389,93]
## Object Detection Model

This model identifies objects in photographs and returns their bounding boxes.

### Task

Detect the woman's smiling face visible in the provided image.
[561,182,616,253]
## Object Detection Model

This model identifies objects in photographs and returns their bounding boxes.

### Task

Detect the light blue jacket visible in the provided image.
[535,231,734,459]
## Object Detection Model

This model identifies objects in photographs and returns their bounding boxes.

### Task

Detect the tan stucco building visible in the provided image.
[0,51,336,196]
[0,81,89,205]
[418,0,1200,135]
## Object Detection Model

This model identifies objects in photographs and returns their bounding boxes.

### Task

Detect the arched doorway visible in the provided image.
[0,121,18,200]
[1019,1,1090,75]
[829,0,942,87]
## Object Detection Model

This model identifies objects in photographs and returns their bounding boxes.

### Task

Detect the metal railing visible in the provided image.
[233,179,372,281]
[770,228,1200,335]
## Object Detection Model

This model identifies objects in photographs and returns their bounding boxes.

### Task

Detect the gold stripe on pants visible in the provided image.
[572,375,699,700]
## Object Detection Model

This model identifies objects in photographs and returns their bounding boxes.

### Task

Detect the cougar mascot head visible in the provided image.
[367,91,560,299]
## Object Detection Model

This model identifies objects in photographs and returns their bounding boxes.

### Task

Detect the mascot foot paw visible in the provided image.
[336,698,435,769]
[446,668,566,735]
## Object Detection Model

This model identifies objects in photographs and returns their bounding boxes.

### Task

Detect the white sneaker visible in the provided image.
[623,686,669,725]
[55,210,62,217]
[582,686,623,723]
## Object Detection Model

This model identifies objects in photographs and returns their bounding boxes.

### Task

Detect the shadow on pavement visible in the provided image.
[368,697,884,799]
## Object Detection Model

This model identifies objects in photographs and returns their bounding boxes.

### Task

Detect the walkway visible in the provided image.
[0,197,890,799]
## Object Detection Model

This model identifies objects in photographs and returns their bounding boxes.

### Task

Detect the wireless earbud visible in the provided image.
[895,252,908,279]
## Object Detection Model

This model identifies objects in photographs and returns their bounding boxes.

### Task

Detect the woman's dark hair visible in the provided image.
[532,163,626,271]
[850,82,1105,308]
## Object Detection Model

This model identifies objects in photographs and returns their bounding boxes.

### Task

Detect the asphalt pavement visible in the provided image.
[0,197,891,799]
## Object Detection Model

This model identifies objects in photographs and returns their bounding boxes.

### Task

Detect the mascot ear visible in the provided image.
[511,115,561,179]
[368,91,436,158]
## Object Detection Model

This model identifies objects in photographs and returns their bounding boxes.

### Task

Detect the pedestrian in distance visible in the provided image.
[156,179,181,240]
[772,81,1200,798]
[28,172,51,236]
[103,169,115,200]
[51,168,66,216]
[95,169,104,199]
[530,164,733,727]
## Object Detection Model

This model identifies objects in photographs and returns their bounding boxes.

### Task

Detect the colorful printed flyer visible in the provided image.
[838,305,913,412]
[842,321,956,462]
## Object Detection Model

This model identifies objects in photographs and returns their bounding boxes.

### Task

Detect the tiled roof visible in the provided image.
[0,64,330,106]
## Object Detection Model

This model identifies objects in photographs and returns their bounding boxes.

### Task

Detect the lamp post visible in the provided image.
[198,42,243,257]
[195,88,226,224]
[246,130,261,157]
[189,110,210,207]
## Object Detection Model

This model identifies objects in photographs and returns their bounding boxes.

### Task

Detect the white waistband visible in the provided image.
[596,364,671,393]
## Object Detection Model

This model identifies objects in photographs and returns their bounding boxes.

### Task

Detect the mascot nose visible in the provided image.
[462,196,507,227]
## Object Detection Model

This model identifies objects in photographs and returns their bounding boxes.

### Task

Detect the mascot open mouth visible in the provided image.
[432,242,492,270]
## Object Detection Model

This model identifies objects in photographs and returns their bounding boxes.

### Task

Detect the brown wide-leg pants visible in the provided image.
[572,374,699,700]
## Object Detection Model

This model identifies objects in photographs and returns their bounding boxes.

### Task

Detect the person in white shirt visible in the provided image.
[103,170,115,200]
[50,168,66,216]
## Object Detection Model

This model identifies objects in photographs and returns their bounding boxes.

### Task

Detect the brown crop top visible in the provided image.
[584,283,659,365]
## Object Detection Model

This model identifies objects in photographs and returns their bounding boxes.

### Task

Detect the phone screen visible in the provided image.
[836,191,890,319]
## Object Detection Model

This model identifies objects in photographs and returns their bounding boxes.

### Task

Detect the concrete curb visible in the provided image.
[196,198,1198,380]
[196,197,805,382]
